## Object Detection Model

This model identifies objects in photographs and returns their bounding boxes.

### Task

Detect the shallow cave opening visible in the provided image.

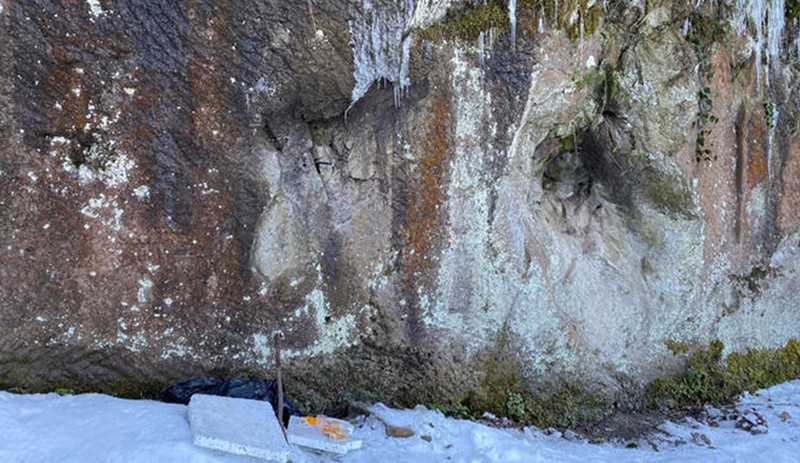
[541,142,593,202]
[534,115,640,225]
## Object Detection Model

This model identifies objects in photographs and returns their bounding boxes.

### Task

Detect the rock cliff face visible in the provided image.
[1,0,799,411]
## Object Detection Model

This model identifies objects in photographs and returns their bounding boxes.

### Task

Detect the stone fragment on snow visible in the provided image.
[349,401,415,438]
[563,429,585,442]
[385,423,415,438]
[735,409,769,435]
[187,394,290,462]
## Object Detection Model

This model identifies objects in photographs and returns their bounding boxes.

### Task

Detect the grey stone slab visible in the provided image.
[188,394,290,462]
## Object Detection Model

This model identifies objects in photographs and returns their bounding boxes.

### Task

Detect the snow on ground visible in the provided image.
[1,380,799,463]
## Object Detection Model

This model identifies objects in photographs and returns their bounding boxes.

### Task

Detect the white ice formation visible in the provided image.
[732,0,786,88]
[349,0,415,109]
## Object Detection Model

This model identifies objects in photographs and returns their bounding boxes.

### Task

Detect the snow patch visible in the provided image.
[2,380,800,462]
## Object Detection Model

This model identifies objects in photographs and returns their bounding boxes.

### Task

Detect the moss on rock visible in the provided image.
[416,0,603,43]
[647,339,800,410]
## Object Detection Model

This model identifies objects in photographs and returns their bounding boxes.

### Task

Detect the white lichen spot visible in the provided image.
[251,333,273,364]
[137,278,153,305]
[162,339,189,359]
[99,153,135,188]
[35,316,46,322]
[86,0,104,17]
[163,297,173,306]
[71,88,81,97]
[133,185,150,200]
[123,87,136,96]
[80,194,124,232]
[147,263,160,273]
[27,171,38,182]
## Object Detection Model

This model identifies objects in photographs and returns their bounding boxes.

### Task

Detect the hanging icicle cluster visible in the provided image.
[349,0,415,109]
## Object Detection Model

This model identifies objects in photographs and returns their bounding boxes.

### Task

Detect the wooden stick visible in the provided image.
[275,333,288,444]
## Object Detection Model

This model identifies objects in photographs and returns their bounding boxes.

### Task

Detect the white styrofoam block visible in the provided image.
[187,394,290,462]
[287,415,363,454]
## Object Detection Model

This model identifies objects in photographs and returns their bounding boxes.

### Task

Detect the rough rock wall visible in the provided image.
[1,0,799,411]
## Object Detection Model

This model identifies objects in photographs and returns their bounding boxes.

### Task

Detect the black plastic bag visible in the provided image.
[160,376,299,427]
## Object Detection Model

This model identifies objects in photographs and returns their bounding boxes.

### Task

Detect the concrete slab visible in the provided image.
[287,415,363,454]
[187,394,290,462]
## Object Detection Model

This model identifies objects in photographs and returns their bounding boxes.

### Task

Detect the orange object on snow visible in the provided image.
[299,416,353,440]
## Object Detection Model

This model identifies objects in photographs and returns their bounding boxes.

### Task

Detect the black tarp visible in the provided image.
[160,376,299,427]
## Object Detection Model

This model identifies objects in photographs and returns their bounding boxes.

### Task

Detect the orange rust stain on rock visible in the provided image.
[745,112,768,189]
[401,91,452,283]
[777,137,800,234]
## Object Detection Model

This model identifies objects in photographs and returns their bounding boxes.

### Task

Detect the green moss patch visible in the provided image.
[789,0,800,19]
[647,339,800,410]
[434,328,611,429]
[416,0,602,43]
[417,1,508,42]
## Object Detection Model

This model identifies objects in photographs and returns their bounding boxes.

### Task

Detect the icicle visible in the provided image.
[730,0,786,91]
[348,0,415,110]
[767,0,785,71]
[478,31,485,66]
[509,0,517,52]
[796,18,800,60]
[796,30,800,60]
[682,18,690,37]
[555,0,559,25]
[752,0,766,89]
[538,16,544,34]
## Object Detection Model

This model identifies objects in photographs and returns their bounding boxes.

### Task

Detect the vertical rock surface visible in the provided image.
[1,0,799,412]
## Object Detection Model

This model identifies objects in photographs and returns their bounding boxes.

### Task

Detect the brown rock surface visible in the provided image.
[1,1,799,415]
